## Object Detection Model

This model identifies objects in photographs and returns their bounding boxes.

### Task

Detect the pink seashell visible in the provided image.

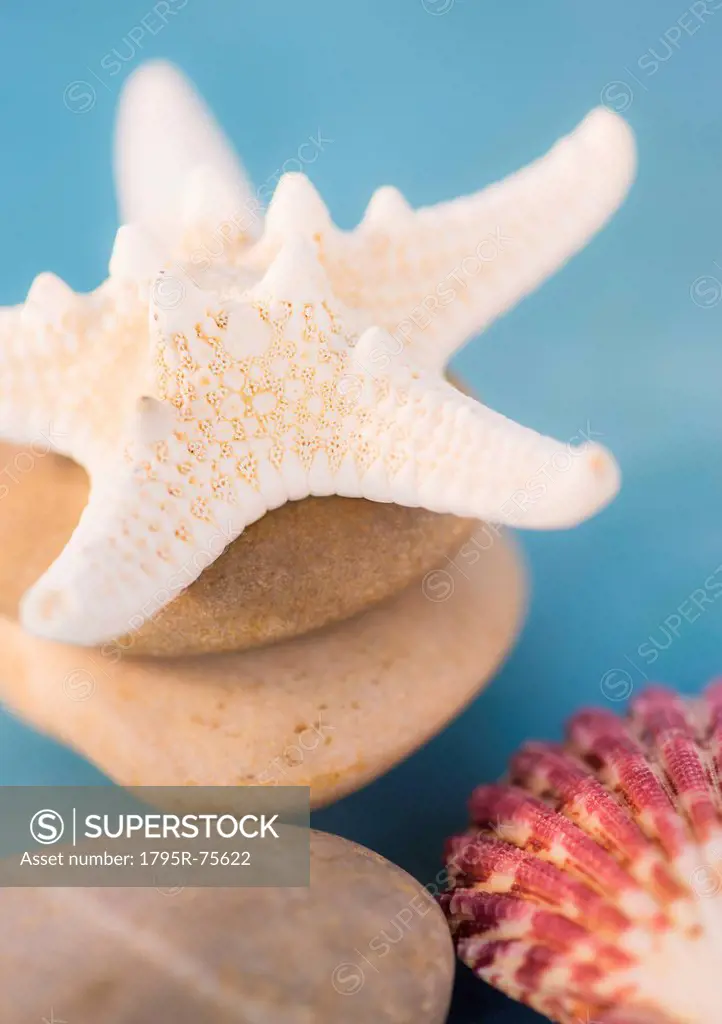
[441,682,722,1024]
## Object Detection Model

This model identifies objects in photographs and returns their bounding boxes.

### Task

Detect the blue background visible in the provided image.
[2,1,722,1020]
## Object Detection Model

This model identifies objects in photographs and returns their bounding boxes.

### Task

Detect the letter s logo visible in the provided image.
[30,809,65,845]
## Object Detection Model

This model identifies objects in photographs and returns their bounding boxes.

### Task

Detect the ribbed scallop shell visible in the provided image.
[440,683,722,1024]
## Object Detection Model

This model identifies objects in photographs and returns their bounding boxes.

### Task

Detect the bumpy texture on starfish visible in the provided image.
[1,62,635,646]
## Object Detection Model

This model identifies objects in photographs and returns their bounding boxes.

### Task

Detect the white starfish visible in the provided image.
[2,62,635,647]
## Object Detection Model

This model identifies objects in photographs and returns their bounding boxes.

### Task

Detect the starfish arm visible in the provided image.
[114,61,260,253]
[18,398,266,646]
[340,108,635,368]
[0,305,48,445]
[0,283,87,456]
[0,264,160,470]
[348,333,619,529]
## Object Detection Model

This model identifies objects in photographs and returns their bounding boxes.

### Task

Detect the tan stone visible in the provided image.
[0,526,526,806]
[0,831,455,1024]
[0,442,474,656]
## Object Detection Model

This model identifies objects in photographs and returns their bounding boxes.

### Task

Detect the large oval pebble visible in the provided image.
[0,526,525,805]
[0,831,454,1023]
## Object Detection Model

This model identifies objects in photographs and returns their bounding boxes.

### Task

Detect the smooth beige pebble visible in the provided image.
[0,831,455,1024]
[0,526,526,806]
